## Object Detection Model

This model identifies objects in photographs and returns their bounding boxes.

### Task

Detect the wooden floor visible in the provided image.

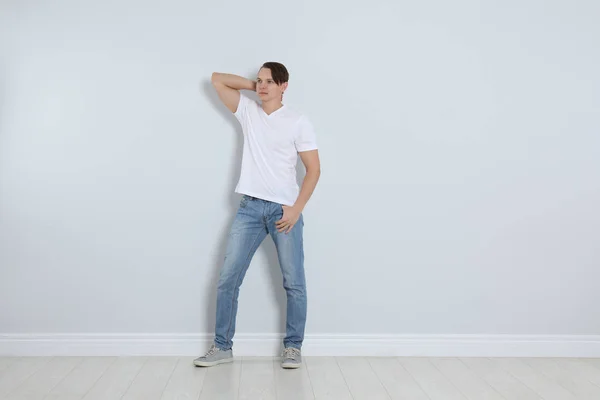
[1,356,599,399]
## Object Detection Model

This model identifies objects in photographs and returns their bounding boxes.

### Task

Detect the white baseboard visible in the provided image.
[1,333,600,357]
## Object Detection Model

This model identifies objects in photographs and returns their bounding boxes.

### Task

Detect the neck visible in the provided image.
[261,99,284,115]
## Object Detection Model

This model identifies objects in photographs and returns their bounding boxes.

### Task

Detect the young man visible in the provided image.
[194,62,321,369]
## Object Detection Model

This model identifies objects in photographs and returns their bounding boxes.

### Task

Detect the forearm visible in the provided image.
[211,72,256,91]
[293,169,320,212]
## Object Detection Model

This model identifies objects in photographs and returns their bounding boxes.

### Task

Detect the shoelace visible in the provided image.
[204,344,219,357]
[282,347,300,359]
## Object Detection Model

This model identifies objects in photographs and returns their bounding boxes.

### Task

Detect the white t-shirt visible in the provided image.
[233,93,318,206]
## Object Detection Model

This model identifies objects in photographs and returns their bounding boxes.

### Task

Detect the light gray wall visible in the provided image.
[1,0,599,337]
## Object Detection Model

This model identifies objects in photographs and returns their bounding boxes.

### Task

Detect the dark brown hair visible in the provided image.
[260,62,289,85]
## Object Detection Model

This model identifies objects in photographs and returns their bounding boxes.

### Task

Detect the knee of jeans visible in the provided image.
[217,264,238,290]
[282,279,306,296]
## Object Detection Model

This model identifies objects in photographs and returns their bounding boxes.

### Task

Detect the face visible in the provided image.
[256,68,288,102]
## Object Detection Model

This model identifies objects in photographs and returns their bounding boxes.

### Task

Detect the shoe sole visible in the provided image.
[193,357,234,367]
[281,362,301,369]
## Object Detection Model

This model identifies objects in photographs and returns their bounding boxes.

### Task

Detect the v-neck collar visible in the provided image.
[260,104,286,117]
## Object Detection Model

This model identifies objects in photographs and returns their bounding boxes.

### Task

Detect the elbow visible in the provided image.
[211,72,221,85]
[307,167,321,178]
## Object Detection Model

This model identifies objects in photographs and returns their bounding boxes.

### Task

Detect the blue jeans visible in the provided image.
[214,194,306,350]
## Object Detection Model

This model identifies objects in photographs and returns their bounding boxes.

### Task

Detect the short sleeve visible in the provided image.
[294,116,318,152]
[234,92,252,123]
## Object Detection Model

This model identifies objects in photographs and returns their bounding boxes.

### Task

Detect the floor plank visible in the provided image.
[0,358,17,375]
[160,356,207,400]
[551,358,600,388]
[81,357,147,400]
[4,357,83,400]
[44,357,116,400]
[491,357,577,400]
[304,357,353,400]
[336,357,390,399]
[430,357,505,400]
[523,357,600,400]
[197,359,241,400]
[459,357,542,400]
[399,357,466,400]
[238,356,276,400]
[120,357,178,400]
[0,358,52,398]
[273,357,315,400]
[582,358,600,372]
[369,357,430,400]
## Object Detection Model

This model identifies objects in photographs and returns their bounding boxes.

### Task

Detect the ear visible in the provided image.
[282,82,288,92]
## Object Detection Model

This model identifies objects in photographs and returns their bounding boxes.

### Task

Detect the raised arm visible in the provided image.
[211,72,256,113]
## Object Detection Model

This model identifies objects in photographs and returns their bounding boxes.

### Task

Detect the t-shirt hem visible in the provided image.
[234,189,296,207]
[297,145,318,152]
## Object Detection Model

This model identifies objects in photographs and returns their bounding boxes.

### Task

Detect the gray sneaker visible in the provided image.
[281,347,302,369]
[193,344,233,367]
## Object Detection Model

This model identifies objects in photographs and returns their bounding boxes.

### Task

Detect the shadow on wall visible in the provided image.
[199,77,288,351]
